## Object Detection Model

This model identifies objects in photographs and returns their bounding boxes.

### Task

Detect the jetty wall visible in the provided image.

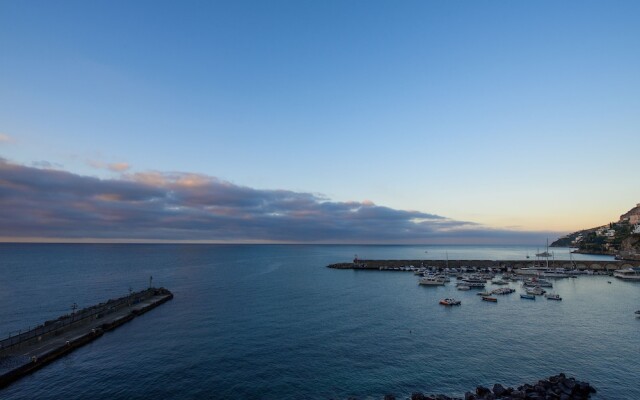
[328,259,640,271]
[0,287,173,389]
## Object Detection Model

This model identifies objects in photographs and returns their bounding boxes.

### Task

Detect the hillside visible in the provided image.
[550,203,640,260]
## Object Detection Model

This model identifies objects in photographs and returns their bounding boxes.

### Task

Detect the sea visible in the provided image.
[0,244,638,399]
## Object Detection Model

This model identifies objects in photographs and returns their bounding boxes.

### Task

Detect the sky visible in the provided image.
[1,0,639,243]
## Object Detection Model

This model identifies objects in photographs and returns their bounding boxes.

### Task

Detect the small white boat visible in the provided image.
[419,276,445,286]
[526,286,546,296]
[477,291,491,296]
[523,278,553,288]
[491,287,515,295]
[491,279,508,285]
[457,281,485,288]
[613,268,640,281]
[439,298,461,306]
[545,293,562,301]
[457,285,471,291]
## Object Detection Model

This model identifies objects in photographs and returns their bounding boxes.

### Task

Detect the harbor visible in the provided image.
[0,287,173,389]
[328,259,640,272]
[328,258,640,312]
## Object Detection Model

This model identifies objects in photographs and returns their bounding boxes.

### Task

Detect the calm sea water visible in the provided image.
[0,244,638,399]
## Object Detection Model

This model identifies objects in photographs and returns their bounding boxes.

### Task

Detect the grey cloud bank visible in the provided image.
[0,159,559,243]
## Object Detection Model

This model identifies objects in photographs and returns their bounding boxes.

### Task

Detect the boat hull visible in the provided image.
[481,296,497,302]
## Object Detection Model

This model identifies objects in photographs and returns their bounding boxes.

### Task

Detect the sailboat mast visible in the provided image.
[546,238,549,269]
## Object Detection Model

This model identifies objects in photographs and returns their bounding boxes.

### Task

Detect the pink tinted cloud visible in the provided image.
[0,158,561,243]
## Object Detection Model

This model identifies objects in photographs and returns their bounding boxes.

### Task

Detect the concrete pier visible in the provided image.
[0,287,173,389]
[328,259,640,271]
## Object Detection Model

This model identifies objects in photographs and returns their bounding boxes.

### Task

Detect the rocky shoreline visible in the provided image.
[377,374,597,400]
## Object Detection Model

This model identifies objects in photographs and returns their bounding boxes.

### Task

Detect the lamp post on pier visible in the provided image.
[71,302,77,324]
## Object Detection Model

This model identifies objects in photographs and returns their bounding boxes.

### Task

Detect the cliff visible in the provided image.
[551,203,640,260]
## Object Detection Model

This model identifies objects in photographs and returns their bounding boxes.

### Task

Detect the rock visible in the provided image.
[510,390,526,399]
[492,383,506,397]
[476,386,491,397]
[377,374,594,400]
[544,392,560,400]
[534,384,547,394]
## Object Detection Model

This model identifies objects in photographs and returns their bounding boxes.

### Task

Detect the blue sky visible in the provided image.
[1,1,639,242]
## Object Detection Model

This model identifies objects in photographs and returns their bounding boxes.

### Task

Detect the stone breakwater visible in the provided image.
[376,374,596,400]
[328,259,640,271]
[0,287,173,389]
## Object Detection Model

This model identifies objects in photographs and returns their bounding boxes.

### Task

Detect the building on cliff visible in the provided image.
[620,203,640,225]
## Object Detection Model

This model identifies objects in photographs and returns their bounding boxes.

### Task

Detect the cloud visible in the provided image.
[0,159,561,243]
[108,162,131,172]
[86,159,131,172]
[0,133,13,143]
[32,160,64,169]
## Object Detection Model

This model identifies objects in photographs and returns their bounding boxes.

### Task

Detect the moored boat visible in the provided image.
[439,298,461,306]
[491,287,515,295]
[477,291,491,296]
[482,296,497,302]
[613,267,640,281]
[457,281,485,288]
[542,268,570,278]
[520,294,536,300]
[545,293,562,301]
[526,286,546,296]
[457,285,471,291]
[419,276,446,286]
[523,278,553,288]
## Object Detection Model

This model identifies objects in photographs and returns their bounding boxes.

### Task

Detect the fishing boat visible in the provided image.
[523,278,552,288]
[439,298,461,306]
[542,268,570,278]
[419,276,446,286]
[491,287,515,295]
[613,267,640,281]
[457,281,485,288]
[520,294,536,300]
[481,296,497,302]
[545,293,562,301]
[526,286,546,296]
